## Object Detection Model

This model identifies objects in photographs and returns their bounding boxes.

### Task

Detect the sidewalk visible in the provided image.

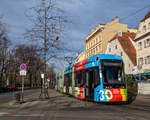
[136,94,150,103]
[6,89,89,109]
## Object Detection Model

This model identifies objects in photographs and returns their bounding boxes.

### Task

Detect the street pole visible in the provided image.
[22,76,24,102]
[39,5,59,98]
[40,7,47,99]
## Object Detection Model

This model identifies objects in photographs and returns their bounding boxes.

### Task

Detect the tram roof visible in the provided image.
[64,54,122,74]
[75,54,122,65]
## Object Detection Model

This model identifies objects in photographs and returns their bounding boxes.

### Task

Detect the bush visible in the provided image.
[126,76,135,88]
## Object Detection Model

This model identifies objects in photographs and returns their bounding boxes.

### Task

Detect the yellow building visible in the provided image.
[76,51,86,63]
[85,17,137,58]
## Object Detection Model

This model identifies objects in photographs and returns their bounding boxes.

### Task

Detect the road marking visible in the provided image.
[10,114,44,117]
[0,112,44,117]
[0,112,9,116]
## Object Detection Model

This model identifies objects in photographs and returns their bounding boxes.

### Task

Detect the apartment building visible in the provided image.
[106,32,136,74]
[85,17,137,58]
[76,51,86,63]
[134,11,150,75]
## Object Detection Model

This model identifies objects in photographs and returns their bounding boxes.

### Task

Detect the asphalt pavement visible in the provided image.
[0,89,150,120]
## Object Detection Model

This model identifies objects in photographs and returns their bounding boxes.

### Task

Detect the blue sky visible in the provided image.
[0,0,150,70]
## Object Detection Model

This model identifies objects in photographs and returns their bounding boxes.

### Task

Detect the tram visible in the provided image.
[57,54,135,103]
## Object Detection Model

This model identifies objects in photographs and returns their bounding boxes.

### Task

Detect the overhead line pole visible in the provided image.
[40,7,49,99]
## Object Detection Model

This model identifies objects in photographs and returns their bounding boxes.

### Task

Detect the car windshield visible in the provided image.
[101,60,125,84]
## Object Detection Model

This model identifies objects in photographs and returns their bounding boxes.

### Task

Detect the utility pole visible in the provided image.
[39,7,59,99]
[40,7,49,99]
[31,0,60,99]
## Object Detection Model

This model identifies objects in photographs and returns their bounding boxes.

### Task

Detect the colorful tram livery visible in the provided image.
[58,54,133,103]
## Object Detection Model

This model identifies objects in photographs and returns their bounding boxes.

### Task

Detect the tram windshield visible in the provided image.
[101,60,125,85]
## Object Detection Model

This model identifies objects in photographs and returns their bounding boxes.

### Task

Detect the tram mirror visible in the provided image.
[96,56,99,61]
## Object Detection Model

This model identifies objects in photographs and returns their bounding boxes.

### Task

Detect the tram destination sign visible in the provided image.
[103,62,121,66]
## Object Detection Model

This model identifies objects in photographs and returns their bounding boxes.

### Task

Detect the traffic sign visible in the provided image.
[47,78,50,82]
[41,74,44,78]
[20,64,27,71]
[20,70,27,76]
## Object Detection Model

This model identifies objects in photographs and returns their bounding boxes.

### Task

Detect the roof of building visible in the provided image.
[141,11,150,22]
[110,32,137,66]
[99,24,106,25]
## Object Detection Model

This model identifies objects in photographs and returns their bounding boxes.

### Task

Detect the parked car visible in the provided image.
[7,85,17,91]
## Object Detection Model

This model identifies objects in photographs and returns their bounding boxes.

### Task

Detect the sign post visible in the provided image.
[20,64,27,103]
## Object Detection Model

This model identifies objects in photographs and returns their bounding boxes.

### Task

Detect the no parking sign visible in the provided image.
[20,64,27,71]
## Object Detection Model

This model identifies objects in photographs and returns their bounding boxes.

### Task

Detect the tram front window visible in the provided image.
[101,60,125,87]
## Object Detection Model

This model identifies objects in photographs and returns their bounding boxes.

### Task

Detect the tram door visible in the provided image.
[85,70,94,100]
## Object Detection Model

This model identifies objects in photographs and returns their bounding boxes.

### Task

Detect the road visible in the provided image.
[0,89,150,120]
[0,89,40,104]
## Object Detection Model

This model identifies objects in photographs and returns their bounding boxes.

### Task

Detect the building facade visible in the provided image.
[134,11,150,74]
[85,17,137,58]
[76,51,86,63]
[106,32,136,74]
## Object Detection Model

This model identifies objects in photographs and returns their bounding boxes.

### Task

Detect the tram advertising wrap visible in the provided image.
[57,54,136,104]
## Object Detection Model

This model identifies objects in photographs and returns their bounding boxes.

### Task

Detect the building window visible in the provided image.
[144,39,150,48]
[109,48,111,52]
[143,25,146,33]
[148,22,150,29]
[96,46,98,51]
[147,56,150,64]
[99,35,101,41]
[138,57,143,65]
[144,40,146,48]
[120,52,123,56]
[99,44,101,50]
[115,45,117,49]
[138,42,142,50]
[146,39,150,47]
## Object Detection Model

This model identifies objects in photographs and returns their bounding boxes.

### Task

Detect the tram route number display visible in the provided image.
[99,90,113,100]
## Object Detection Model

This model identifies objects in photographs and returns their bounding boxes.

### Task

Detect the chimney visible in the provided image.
[116,16,119,19]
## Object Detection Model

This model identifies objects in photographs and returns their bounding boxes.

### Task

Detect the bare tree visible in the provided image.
[13,44,44,87]
[0,14,10,88]
[25,0,68,98]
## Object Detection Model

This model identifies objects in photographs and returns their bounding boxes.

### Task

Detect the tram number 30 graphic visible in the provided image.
[99,90,113,100]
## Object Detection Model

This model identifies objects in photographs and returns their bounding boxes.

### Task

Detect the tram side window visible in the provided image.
[64,73,72,86]
[69,73,72,86]
[94,68,100,87]
[75,71,83,87]
[64,74,68,86]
